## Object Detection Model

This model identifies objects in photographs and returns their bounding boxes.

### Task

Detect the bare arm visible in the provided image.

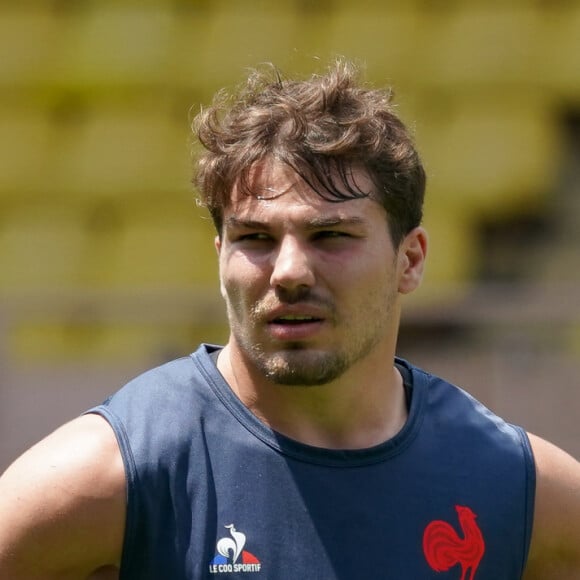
[0,414,126,580]
[524,432,580,580]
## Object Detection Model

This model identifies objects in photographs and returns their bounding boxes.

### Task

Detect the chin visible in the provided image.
[258,348,349,387]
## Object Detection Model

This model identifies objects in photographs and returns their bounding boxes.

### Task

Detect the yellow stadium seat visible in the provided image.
[10,320,170,363]
[51,106,192,199]
[0,205,88,292]
[321,6,423,85]
[57,5,174,89]
[192,4,300,89]
[85,202,218,290]
[10,315,228,363]
[330,0,416,7]
[541,4,580,100]
[0,109,53,197]
[417,5,542,88]
[163,10,213,91]
[416,200,480,301]
[94,323,194,362]
[417,96,558,216]
[0,7,58,87]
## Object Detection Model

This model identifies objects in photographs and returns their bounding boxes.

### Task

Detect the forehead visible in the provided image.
[226,160,385,223]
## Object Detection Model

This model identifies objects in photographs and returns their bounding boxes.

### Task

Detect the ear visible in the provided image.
[214,235,228,300]
[397,226,428,294]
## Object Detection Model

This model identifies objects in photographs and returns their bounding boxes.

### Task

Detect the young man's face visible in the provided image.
[216,160,426,387]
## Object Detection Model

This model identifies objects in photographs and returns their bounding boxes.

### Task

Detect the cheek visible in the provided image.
[220,258,264,303]
[345,255,396,289]
[356,268,399,314]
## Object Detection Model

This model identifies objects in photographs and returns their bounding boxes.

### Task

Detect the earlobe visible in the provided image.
[398,227,428,294]
[214,236,227,300]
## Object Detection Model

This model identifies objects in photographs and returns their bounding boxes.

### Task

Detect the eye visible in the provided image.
[313,230,351,241]
[235,232,273,244]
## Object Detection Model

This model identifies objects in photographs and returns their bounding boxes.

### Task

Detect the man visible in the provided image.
[0,60,579,579]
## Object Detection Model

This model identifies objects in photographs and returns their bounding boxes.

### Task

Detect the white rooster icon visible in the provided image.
[216,524,247,564]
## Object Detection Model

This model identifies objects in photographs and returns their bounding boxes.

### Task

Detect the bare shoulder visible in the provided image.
[524,432,580,579]
[0,413,125,579]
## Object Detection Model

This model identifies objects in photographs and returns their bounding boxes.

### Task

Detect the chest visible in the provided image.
[129,451,526,580]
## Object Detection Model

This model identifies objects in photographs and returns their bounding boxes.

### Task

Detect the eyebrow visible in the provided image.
[224,217,270,230]
[224,216,367,231]
[307,216,366,229]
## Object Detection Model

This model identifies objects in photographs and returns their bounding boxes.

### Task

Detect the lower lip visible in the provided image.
[267,320,325,341]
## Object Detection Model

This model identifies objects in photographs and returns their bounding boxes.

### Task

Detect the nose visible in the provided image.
[270,236,315,291]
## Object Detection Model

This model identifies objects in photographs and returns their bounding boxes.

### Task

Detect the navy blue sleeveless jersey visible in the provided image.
[87,344,535,579]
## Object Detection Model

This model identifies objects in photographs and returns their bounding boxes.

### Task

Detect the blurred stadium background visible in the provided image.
[1,0,579,468]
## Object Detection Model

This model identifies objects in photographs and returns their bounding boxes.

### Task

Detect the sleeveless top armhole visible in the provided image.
[84,404,140,575]
[512,424,537,576]
[82,346,538,579]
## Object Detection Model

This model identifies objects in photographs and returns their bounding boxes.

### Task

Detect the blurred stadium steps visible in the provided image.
[1,0,580,467]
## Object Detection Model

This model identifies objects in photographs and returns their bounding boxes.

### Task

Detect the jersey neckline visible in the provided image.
[192,343,427,468]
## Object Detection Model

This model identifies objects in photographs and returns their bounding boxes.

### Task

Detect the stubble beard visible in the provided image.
[247,342,353,386]
[228,289,397,387]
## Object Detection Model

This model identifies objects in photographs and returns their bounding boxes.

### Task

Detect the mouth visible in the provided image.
[270,315,324,325]
[267,313,326,341]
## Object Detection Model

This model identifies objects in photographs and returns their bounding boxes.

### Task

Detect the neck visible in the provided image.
[217,343,408,450]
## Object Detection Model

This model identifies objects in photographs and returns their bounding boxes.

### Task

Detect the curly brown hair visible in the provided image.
[193,59,425,246]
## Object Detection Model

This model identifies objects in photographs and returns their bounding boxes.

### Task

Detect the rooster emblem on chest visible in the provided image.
[423,505,485,580]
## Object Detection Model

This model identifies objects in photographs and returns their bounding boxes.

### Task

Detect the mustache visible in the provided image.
[252,288,335,317]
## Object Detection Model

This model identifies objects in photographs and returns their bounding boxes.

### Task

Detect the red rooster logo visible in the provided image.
[423,505,485,580]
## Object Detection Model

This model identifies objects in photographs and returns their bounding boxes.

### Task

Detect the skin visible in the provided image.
[0,414,124,580]
[0,160,579,578]
[214,160,426,447]
[524,434,580,579]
